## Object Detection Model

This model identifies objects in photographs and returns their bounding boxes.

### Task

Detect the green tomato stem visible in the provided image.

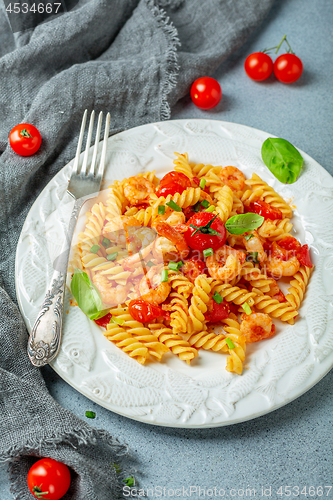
[275,34,287,54]
[32,485,49,499]
[284,37,294,54]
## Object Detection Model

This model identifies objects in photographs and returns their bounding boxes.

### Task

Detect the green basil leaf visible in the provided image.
[261,137,303,184]
[71,269,107,320]
[225,213,264,235]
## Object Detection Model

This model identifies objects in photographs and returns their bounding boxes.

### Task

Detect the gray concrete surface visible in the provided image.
[2,0,333,497]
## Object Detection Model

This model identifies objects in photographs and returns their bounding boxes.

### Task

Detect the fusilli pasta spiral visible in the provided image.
[215,185,233,222]
[245,173,292,218]
[285,265,313,310]
[188,275,212,333]
[173,152,193,178]
[149,323,199,364]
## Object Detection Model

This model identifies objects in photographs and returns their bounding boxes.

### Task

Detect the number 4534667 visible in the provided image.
[277,486,332,496]
[6,3,62,14]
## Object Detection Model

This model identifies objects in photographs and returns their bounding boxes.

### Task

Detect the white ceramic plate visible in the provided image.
[16,119,333,428]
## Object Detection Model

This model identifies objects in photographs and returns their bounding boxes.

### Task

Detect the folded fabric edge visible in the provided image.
[146,0,180,121]
[3,427,131,500]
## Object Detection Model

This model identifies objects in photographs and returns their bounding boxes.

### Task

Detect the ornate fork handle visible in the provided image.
[27,198,84,367]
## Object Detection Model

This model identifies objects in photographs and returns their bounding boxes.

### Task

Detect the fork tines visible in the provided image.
[72,109,111,177]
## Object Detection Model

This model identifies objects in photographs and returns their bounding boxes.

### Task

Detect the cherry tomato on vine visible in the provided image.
[185,212,226,252]
[27,458,71,500]
[129,299,165,323]
[190,77,222,110]
[244,52,273,81]
[9,123,42,156]
[248,200,283,220]
[274,53,303,83]
[156,171,191,197]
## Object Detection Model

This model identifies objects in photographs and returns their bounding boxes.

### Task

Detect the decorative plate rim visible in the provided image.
[15,119,333,428]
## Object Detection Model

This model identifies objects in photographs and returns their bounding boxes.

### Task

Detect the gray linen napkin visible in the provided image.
[0,0,274,498]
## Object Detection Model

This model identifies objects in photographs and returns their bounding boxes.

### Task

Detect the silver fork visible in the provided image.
[27,110,110,367]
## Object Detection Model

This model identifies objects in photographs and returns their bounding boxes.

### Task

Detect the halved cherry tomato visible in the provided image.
[297,244,313,268]
[27,458,71,500]
[205,300,230,323]
[9,123,42,156]
[129,299,165,323]
[156,171,191,197]
[248,200,283,220]
[94,312,112,328]
[274,53,303,84]
[244,52,273,81]
[185,212,227,252]
[190,77,222,110]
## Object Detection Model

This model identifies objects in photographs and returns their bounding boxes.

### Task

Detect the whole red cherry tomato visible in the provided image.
[248,200,283,220]
[156,171,191,197]
[27,458,71,500]
[244,52,273,81]
[9,123,42,156]
[205,300,230,323]
[185,212,226,252]
[274,53,303,84]
[129,299,165,323]
[190,77,222,110]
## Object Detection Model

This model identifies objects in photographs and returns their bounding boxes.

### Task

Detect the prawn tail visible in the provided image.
[255,380,277,404]
[214,390,235,416]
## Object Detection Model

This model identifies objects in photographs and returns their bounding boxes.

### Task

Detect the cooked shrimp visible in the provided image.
[152,220,189,259]
[265,255,300,278]
[153,236,178,263]
[219,166,245,192]
[104,215,139,234]
[240,313,275,343]
[93,274,129,307]
[139,265,171,304]
[206,245,245,281]
[165,211,186,226]
[135,226,157,247]
[123,176,155,205]
[207,254,239,282]
[243,230,267,263]
[122,240,155,271]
